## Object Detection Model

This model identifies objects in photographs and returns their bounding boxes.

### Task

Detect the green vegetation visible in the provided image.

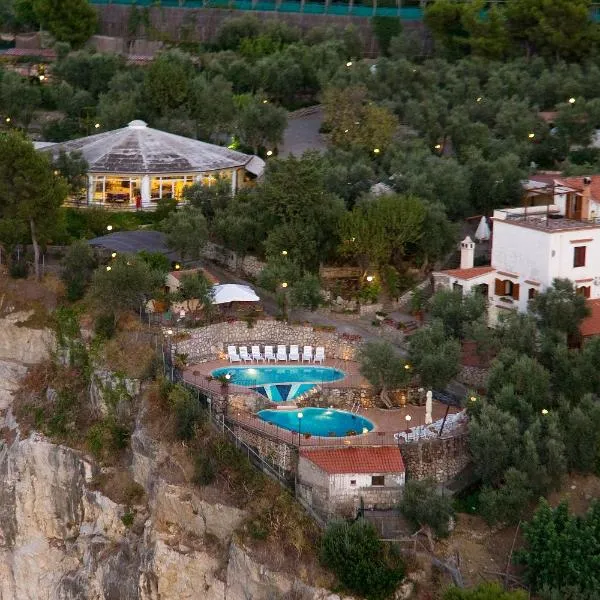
[320,519,404,600]
[161,206,208,261]
[444,583,527,600]
[516,499,600,599]
[61,239,97,301]
[399,478,455,538]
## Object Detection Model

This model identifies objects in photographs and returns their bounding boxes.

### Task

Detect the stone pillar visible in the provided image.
[87,174,94,206]
[141,174,152,209]
[231,169,237,196]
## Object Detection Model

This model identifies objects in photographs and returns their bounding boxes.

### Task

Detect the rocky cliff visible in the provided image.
[0,313,350,600]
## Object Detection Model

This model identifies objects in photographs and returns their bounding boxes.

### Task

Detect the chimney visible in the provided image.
[460,236,475,269]
[582,177,592,220]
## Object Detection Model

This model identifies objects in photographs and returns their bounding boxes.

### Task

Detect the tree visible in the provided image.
[0,71,41,130]
[408,320,461,390]
[320,519,404,600]
[478,468,533,525]
[33,0,96,47]
[424,0,469,60]
[444,583,527,600]
[61,240,97,301]
[0,131,68,280]
[188,74,235,141]
[235,94,287,154]
[371,17,402,56]
[358,340,410,407]
[322,86,398,152]
[339,194,427,271]
[290,273,322,311]
[399,479,455,538]
[161,207,208,262]
[185,178,231,223]
[175,272,215,320]
[529,278,590,340]
[52,150,88,198]
[53,51,123,98]
[429,289,486,339]
[462,2,510,60]
[87,255,161,325]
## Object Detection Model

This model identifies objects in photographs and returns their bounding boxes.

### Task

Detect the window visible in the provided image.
[350,479,356,486]
[574,246,587,268]
[494,278,520,300]
[371,475,384,486]
[577,285,591,298]
[528,287,537,300]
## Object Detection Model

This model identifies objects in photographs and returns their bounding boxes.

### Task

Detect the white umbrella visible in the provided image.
[212,284,260,305]
[425,390,433,425]
[475,216,491,241]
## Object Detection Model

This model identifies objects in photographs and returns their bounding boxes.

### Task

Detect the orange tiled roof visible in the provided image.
[300,447,404,475]
[442,266,496,281]
[557,175,600,202]
[581,299,600,337]
[170,268,219,285]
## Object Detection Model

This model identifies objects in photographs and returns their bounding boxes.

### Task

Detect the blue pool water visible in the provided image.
[211,366,345,402]
[258,407,374,437]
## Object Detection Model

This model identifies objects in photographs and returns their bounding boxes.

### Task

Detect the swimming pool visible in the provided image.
[258,407,374,437]
[211,365,345,402]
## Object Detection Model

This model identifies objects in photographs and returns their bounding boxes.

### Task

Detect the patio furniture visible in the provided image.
[264,346,276,362]
[239,346,253,362]
[302,346,313,363]
[288,345,300,361]
[227,345,241,363]
[314,347,325,364]
[251,345,264,362]
[276,345,288,361]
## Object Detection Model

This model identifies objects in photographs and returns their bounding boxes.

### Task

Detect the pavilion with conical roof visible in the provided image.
[40,120,265,210]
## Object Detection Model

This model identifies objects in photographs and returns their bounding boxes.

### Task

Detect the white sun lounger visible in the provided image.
[264,346,276,362]
[314,347,325,364]
[302,346,313,363]
[227,345,241,363]
[276,345,288,361]
[288,345,300,361]
[239,346,253,363]
[251,345,264,362]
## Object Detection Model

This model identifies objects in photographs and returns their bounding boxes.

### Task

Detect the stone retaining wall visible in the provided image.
[400,432,470,483]
[176,320,360,363]
[203,241,266,279]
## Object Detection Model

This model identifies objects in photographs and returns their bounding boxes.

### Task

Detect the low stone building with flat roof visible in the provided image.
[297,446,405,519]
[39,120,265,210]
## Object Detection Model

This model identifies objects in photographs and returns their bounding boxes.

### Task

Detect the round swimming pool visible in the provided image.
[257,407,374,437]
[211,365,345,402]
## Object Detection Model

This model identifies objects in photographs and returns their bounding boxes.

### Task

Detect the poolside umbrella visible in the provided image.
[425,390,433,425]
[211,284,260,305]
[474,216,491,241]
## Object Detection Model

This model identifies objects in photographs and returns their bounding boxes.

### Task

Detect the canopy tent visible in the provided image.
[212,284,260,305]
[474,216,491,241]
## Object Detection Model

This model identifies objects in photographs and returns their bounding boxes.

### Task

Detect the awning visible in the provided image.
[212,284,260,304]
[245,155,266,178]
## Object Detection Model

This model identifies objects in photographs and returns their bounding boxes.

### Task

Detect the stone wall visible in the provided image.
[457,365,488,391]
[232,424,295,472]
[175,320,360,363]
[203,241,266,279]
[400,433,470,483]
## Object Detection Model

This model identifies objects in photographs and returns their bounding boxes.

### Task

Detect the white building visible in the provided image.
[297,447,405,518]
[435,176,600,334]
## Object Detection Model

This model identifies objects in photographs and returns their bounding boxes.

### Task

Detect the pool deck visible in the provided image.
[183,359,462,447]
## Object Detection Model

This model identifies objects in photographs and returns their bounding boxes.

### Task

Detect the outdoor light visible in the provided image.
[542,408,549,415]
[263,99,268,104]
[434,144,442,150]
[111,252,117,258]
[106,266,111,271]
[281,282,288,288]
[470,396,477,402]
[404,364,411,370]
[476,97,482,102]
[166,329,173,335]
[174,263,181,270]
[373,148,380,154]
[344,129,349,133]
[569,97,576,104]
[106,225,113,231]
[351,237,356,242]
[5,117,10,123]
[528,132,535,139]
[346,61,353,67]
[94,123,100,129]
[225,373,231,380]
[39,75,45,81]
[366,275,374,282]
[362,427,369,434]
[266,150,273,157]
[298,412,303,419]
[53,170,59,176]
[281,250,288,256]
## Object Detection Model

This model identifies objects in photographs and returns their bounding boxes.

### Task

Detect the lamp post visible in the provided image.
[281,282,289,321]
[165,329,174,380]
[405,414,412,439]
[297,411,303,446]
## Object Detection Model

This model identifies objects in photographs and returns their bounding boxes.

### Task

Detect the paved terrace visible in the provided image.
[183,358,461,448]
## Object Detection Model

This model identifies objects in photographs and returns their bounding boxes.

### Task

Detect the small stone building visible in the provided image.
[297,447,405,518]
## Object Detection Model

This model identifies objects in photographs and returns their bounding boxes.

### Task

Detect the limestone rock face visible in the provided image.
[0,311,54,365]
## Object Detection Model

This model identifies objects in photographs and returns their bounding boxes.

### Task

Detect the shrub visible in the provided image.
[9,259,28,279]
[61,239,97,301]
[320,519,404,600]
[121,511,135,527]
[94,313,116,339]
[399,479,454,538]
[168,384,203,440]
[444,583,527,599]
[194,453,217,485]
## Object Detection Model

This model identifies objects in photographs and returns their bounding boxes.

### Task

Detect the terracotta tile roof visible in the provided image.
[442,266,495,281]
[170,268,219,284]
[300,447,404,475]
[581,299,600,337]
[557,175,600,203]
